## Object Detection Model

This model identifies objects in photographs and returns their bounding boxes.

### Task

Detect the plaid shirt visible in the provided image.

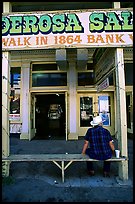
[84,126,113,160]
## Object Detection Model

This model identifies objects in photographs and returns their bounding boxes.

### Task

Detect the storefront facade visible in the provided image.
[7,49,119,141]
[4,49,133,141]
[2,2,133,179]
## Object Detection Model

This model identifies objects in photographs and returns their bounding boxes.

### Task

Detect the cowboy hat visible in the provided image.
[90,116,103,126]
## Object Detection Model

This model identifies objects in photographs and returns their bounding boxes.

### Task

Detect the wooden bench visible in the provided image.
[2,154,128,183]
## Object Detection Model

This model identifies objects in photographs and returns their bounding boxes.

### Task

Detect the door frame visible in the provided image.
[77,93,96,136]
[77,92,114,137]
[126,92,133,134]
[29,91,67,140]
[29,93,36,141]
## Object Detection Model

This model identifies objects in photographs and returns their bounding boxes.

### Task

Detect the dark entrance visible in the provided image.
[126,94,131,129]
[35,93,65,140]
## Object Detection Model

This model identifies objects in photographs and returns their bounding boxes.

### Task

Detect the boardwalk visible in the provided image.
[2,135,133,202]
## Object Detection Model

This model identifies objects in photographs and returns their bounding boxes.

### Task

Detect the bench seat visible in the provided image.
[2,154,128,182]
[2,153,127,162]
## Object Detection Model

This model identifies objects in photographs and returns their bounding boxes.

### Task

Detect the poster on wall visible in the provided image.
[98,97,109,112]
[99,112,110,126]
[10,123,22,133]
[9,114,20,121]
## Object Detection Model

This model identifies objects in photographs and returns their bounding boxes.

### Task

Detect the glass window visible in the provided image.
[80,97,93,127]
[126,94,131,129]
[125,63,133,85]
[87,63,94,70]
[120,2,133,8]
[98,95,111,126]
[12,2,113,12]
[109,73,114,85]
[78,72,94,86]
[32,73,67,86]
[10,67,21,114]
[32,63,57,71]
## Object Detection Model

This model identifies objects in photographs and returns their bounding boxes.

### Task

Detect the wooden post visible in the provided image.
[3,2,12,12]
[2,52,11,177]
[113,2,120,8]
[68,62,78,140]
[20,64,30,140]
[2,1,12,178]
[62,161,65,183]
[115,48,128,180]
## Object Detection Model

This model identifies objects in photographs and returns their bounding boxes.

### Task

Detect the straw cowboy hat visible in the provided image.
[90,116,103,126]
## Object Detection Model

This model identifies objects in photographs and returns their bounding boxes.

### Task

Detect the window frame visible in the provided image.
[31,63,67,88]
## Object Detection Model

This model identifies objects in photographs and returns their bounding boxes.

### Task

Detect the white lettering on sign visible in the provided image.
[97,78,109,92]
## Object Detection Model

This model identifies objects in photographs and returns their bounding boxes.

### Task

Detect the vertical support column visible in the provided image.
[61,161,65,183]
[115,48,128,180]
[68,62,78,140]
[113,73,118,139]
[2,52,11,176]
[2,1,12,178]
[20,64,30,139]
[112,0,120,140]
[3,2,12,12]
[113,2,120,8]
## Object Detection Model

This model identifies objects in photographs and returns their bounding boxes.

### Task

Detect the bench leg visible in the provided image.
[118,160,128,180]
[62,161,64,183]
[53,161,73,183]
[2,161,11,177]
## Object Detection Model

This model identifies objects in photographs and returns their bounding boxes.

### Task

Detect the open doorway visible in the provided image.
[34,93,65,140]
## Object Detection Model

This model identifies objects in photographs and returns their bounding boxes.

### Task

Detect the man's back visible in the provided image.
[84,126,113,160]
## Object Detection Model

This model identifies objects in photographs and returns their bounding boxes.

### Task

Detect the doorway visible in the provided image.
[77,92,114,136]
[34,93,65,140]
[126,93,133,134]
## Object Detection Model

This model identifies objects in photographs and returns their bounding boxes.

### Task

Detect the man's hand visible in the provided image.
[112,149,115,156]
[109,140,115,151]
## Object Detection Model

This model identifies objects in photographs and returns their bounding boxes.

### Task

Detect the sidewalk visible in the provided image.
[2,136,133,202]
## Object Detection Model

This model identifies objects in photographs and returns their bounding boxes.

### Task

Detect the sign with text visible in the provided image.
[97,78,109,92]
[9,114,20,121]
[2,9,133,50]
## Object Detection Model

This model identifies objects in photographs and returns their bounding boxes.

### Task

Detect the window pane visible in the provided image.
[32,73,67,86]
[125,63,133,85]
[87,63,94,70]
[98,95,111,126]
[80,97,93,127]
[78,72,94,86]
[126,95,131,129]
[32,64,57,71]
[10,68,21,114]
[109,73,114,85]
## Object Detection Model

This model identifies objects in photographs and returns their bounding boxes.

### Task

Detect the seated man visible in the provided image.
[82,115,115,177]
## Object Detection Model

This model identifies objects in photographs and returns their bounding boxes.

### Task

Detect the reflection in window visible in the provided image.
[80,97,93,127]
[98,96,111,126]
[10,67,21,114]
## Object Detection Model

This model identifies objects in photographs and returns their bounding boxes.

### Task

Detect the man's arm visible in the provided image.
[109,140,115,152]
[82,140,89,155]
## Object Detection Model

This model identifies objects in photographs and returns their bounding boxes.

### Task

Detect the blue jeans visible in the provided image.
[85,148,111,172]
[86,161,111,172]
